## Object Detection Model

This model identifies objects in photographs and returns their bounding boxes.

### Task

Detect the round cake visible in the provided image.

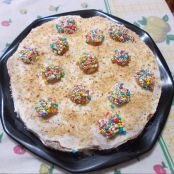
[7,15,161,152]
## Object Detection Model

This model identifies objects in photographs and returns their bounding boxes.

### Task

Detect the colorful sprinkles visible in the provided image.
[108,83,131,106]
[99,112,126,139]
[34,98,58,118]
[41,64,64,83]
[56,17,77,34]
[50,36,68,55]
[78,52,98,74]
[111,49,130,65]
[134,69,155,91]
[69,84,91,105]
[109,24,134,42]
[85,29,105,46]
[17,46,39,64]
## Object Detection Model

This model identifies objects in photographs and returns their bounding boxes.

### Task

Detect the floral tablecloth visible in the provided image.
[0,0,174,173]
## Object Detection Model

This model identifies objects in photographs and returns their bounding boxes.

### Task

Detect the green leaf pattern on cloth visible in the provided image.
[114,169,122,174]
[2,42,10,53]
[19,9,28,15]
[133,21,140,28]
[138,16,147,25]
[166,34,174,44]
[81,2,88,8]
[48,5,59,12]
[162,161,168,168]
[0,132,3,143]
[36,15,43,19]
[163,14,169,22]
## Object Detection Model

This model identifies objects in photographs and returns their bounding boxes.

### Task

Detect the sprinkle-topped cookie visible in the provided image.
[108,83,131,106]
[109,24,134,42]
[50,36,68,55]
[56,17,77,34]
[35,98,58,118]
[99,112,126,139]
[85,29,105,46]
[134,69,155,91]
[17,46,39,64]
[78,52,98,74]
[111,49,131,65]
[41,64,64,83]
[69,84,91,105]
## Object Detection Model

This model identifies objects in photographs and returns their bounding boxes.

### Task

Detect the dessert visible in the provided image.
[85,29,105,46]
[7,16,161,151]
[41,64,64,83]
[50,36,68,55]
[17,46,39,64]
[111,49,130,66]
[78,52,98,74]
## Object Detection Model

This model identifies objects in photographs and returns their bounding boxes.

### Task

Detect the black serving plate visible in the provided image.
[0,10,174,173]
